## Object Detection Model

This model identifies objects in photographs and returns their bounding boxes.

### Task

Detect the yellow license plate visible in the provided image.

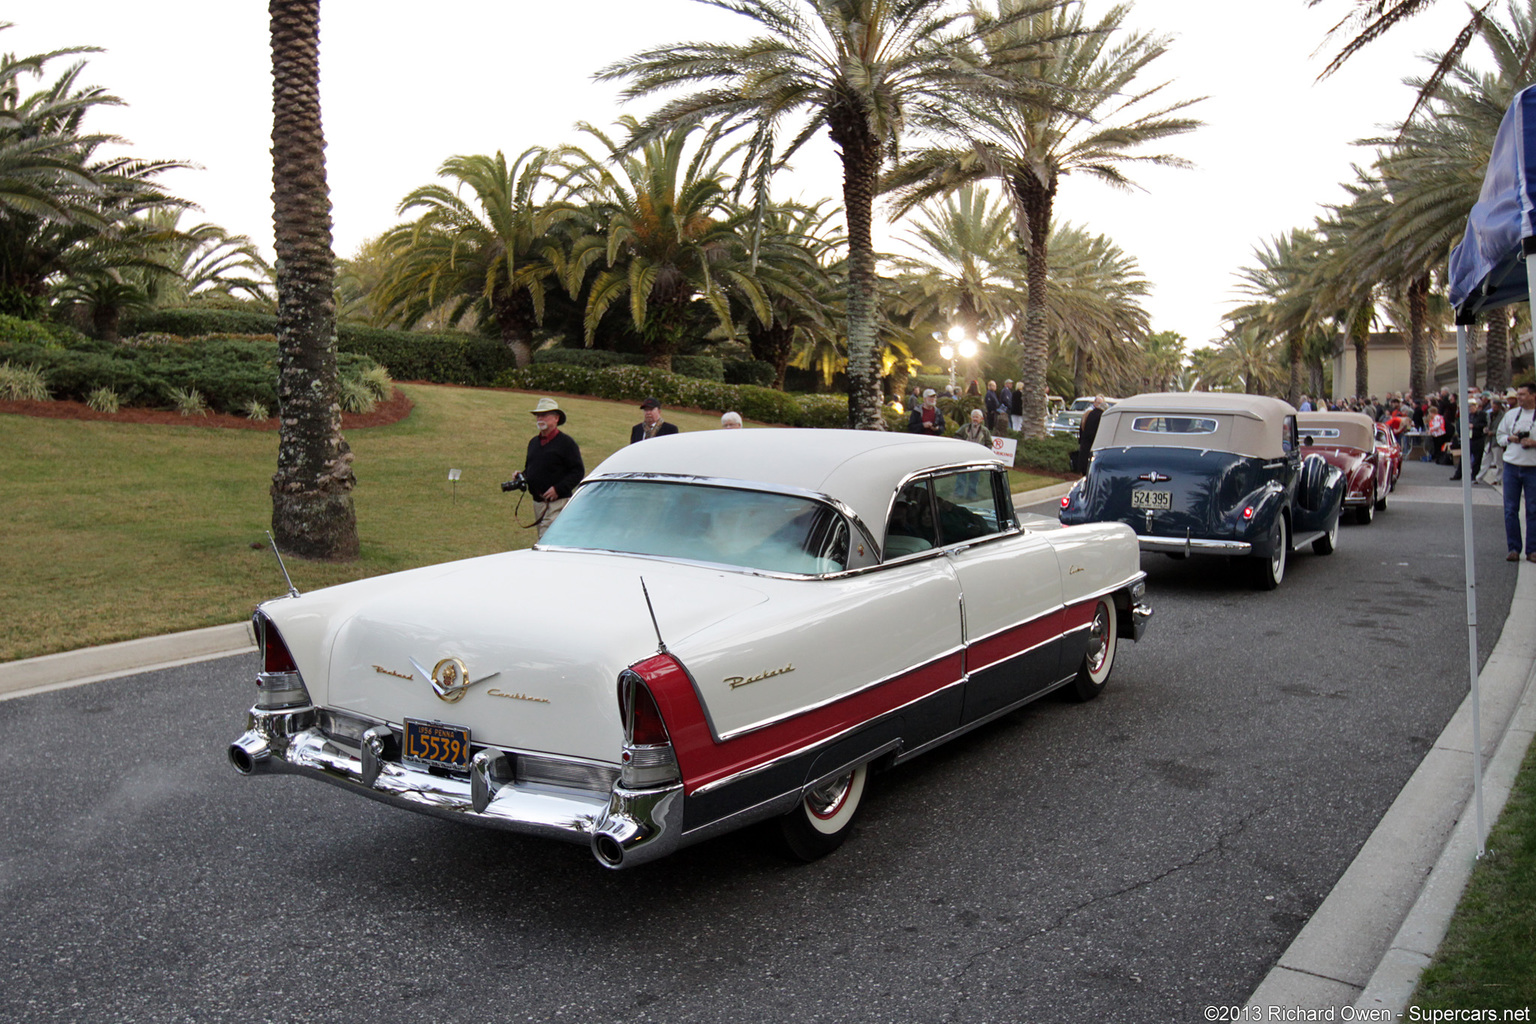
[1131,490,1172,509]
[403,719,471,771]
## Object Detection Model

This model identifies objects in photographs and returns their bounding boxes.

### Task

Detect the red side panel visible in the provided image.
[631,594,1106,796]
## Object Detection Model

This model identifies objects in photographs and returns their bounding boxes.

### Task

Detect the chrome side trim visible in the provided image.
[691,678,967,796]
[891,674,1078,765]
[714,643,966,742]
[1138,536,1252,555]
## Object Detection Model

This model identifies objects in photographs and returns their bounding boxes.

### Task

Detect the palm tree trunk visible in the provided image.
[1486,307,1511,394]
[1350,304,1370,398]
[1287,337,1303,406]
[829,110,885,430]
[1408,273,1430,398]
[268,0,358,560]
[1010,170,1055,440]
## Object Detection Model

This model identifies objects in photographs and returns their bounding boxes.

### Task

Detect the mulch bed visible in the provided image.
[0,387,414,431]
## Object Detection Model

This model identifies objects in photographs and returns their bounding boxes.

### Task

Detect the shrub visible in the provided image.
[0,315,67,350]
[724,358,776,387]
[356,364,394,402]
[670,355,724,381]
[494,364,849,429]
[0,361,50,401]
[533,348,645,369]
[243,398,270,421]
[338,377,378,414]
[1014,434,1077,474]
[337,325,515,385]
[86,387,121,413]
[126,308,279,337]
[169,386,208,417]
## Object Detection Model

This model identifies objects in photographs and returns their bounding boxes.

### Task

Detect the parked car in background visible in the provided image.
[1047,396,1118,437]
[1299,411,1389,524]
[232,431,1151,869]
[1059,392,1346,589]
[1374,422,1403,495]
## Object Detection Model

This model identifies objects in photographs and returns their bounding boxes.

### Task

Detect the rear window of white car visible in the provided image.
[541,480,851,574]
[1131,415,1218,435]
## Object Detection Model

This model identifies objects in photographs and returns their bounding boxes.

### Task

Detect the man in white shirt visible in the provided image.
[1495,381,1536,562]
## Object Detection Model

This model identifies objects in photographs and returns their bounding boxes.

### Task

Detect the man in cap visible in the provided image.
[630,397,680,444]
[907,388,946,435]
[522,397,585,537]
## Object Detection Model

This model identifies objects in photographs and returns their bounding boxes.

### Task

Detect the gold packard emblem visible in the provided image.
[407,656,500,703]
[724,663,795,690]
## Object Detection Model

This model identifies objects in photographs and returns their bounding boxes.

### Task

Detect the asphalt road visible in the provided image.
[0,459,1518,1024]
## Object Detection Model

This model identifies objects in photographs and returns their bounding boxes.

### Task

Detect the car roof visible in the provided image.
[1298,411,1376,450]
[1093,392,1298,459]
[585,429,1005,532]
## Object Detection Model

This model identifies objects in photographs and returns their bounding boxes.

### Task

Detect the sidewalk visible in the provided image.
[0,620,255,702]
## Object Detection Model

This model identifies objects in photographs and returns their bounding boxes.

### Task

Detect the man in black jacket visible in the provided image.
[523,397,585,537]
[630,397,680,443]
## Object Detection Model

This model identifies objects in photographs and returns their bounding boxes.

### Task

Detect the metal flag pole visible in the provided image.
[1458,322,1486,859]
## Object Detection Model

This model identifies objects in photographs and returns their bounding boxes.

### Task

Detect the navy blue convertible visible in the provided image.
[1059,392,1346,590]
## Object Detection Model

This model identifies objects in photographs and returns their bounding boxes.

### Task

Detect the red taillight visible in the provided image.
[1061,495,1071,508]
[257,615,298,673]
[1241,506,1255,520]
[621,676,671,746]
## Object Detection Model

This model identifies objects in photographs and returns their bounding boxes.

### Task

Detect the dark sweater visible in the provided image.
[524,431,585,499]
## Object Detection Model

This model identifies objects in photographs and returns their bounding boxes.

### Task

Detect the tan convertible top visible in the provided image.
[1297,411,1376,451]
[1093,392,1298,459]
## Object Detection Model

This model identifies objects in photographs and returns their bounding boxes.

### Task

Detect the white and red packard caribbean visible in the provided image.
[231,430,1150,868]
[1298,411,1390,524]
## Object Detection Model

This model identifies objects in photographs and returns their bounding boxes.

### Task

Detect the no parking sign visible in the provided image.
[991,437,1017,464]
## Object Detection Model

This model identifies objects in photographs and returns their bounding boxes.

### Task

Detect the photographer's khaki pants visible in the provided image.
[534,497,568,538]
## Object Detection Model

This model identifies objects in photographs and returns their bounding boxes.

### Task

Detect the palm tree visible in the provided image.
[1209,323,1284,396]
[374,149,568,367]
[741,200,844,389]
[1140,330,1186,392]
[892,183,1026,346]
[1229,228,1326,406]
[556,119,769,370]
[268,0,358,560]
[1042,221,1150,396]
[597,0,1068,429]
[886,0,1201,437]
[0,35,188,318]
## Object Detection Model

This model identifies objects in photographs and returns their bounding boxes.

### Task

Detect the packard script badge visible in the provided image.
[725,663,795,690]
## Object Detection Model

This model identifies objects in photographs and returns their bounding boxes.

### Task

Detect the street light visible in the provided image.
[939,326,978,391]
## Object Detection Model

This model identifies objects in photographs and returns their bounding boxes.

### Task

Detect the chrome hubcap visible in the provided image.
[807,772,853,819]
[1086,606,1109,673]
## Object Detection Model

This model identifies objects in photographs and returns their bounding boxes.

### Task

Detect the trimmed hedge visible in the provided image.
[334,325,514,385]
[0,313,90,350]
[0,330,382,414]
[534,348,726,382]
[494,363,848,428]
[724,358,777,387]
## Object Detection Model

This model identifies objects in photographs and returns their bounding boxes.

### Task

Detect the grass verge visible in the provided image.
[1411,739,1536,1011]
[0,384,1057,662]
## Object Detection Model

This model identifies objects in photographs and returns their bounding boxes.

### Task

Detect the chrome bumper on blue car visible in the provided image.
[230,706,683,869]
[1136,535,1252,556]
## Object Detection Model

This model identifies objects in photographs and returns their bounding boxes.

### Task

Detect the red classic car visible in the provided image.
[1374,422,1403,494]
[1299,412,1388,524]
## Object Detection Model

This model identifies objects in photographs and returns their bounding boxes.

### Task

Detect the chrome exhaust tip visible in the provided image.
[592,832,626,868]
[228,732,271,775]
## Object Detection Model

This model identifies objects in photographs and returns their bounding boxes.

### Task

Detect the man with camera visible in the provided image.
[1496,381,1536,562]
[509,397,585,538]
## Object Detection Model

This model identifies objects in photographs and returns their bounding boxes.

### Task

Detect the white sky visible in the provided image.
[6,0,1480,346]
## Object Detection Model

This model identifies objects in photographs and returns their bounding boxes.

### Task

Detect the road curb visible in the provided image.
[0,621,256,702]
[1012,479,1075,508]
[1247,558,1536,1012]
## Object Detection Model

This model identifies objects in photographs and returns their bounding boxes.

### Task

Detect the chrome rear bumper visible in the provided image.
[1137,535,1252,556]
[231,707,682,869]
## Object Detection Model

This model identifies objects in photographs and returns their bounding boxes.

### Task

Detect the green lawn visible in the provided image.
[1412,740,1536,1011]
[0,384,1057,662]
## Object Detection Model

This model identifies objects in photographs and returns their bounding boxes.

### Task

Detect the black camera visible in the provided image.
[501,472,528,493]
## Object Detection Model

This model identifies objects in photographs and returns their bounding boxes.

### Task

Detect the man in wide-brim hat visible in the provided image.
[521,397,583,537]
